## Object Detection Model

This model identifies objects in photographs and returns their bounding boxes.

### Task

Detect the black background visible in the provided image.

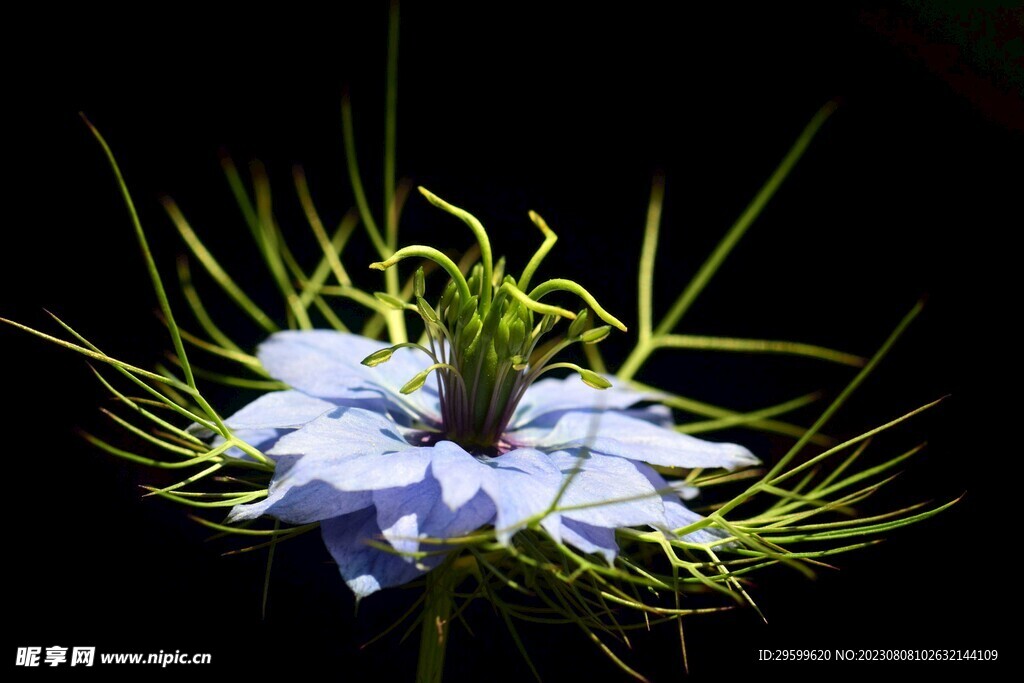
[3,3,1019,680]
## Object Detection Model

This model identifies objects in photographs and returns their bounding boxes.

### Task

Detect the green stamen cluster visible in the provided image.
[364,187,627,451]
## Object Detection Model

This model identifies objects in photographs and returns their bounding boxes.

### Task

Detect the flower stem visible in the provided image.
[416,557,457,683]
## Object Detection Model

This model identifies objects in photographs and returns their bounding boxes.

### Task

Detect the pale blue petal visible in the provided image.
[227,407,431,524]
[509,375,664,428]
[321,508,426,600]
[547,450,667,529]
[224,390,340,430]
[560,518,618,565]
[216,390,343,459]
[374,474,495,560]
[228,484,372,524]
[207,384,385,460]
[324,473,495,600]
[508,406,672,445]
[428,443,567,544]
[226,428,285,456]
[258,330,440,422]
[272,446,432,492]
[479,448,565,544]
[432,446,671,545]
[662,501,722,545]
[676,482,700,501]
[628,403,675,428]
[268,406,409,460]
[517,410,759,470]
[638,465,725,545]
[427,441,494,510]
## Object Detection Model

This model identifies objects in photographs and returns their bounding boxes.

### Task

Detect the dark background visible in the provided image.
[3,2,1019,680]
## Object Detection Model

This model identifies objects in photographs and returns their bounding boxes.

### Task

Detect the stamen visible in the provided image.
[361,341,440,367]
[416,296,442,325]
[374,291,414,311]
[580,325,612,344]
[413,267,426,298]
[567,309,589,338]
[400,363,466,395]
[533,362,612,389]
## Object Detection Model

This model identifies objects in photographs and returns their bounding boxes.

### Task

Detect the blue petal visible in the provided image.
[426,441,494,510]
[479,449,566,544]
[321,508,426,600]
[374,473,495,560]
[638,465,726,545]
[547,449,667,530]
[227,407,431,524]
[559,518,619,565]
[224,428,285,456]
[419,443,570,544]
[322,472,495,600]
[268,406,416,461]
[258,330,440,422]
[228,482,373,525]
[510,376,663,428]
[516,410,759,470]
[217,390,344,458]
[224,390,340,430]
[510,406,675,438]
[432,445,672,545]
[189,391,333,452]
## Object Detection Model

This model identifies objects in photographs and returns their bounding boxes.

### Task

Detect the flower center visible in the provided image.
[362,188,626,451]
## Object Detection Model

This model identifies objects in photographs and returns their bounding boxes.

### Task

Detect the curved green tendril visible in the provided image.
[499,283,577,321]
[418,187,494,310]
[370,245,472,307]
[529,279,627,332]
[518,210,558,291]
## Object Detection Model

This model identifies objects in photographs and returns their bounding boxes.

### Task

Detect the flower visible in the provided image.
[217,189,760,599]
[225,330,758,599]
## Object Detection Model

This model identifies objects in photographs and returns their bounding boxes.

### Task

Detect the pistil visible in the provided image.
[362,188,627,453]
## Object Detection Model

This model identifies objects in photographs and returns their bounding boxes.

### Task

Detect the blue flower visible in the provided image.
[226,330,758,599]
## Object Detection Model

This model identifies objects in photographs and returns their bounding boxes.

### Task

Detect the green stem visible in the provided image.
[385,0,400,252]
[416,558,457,683]
[637,174,664,347]
[342,92,407,343]
[649,334,866,367]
